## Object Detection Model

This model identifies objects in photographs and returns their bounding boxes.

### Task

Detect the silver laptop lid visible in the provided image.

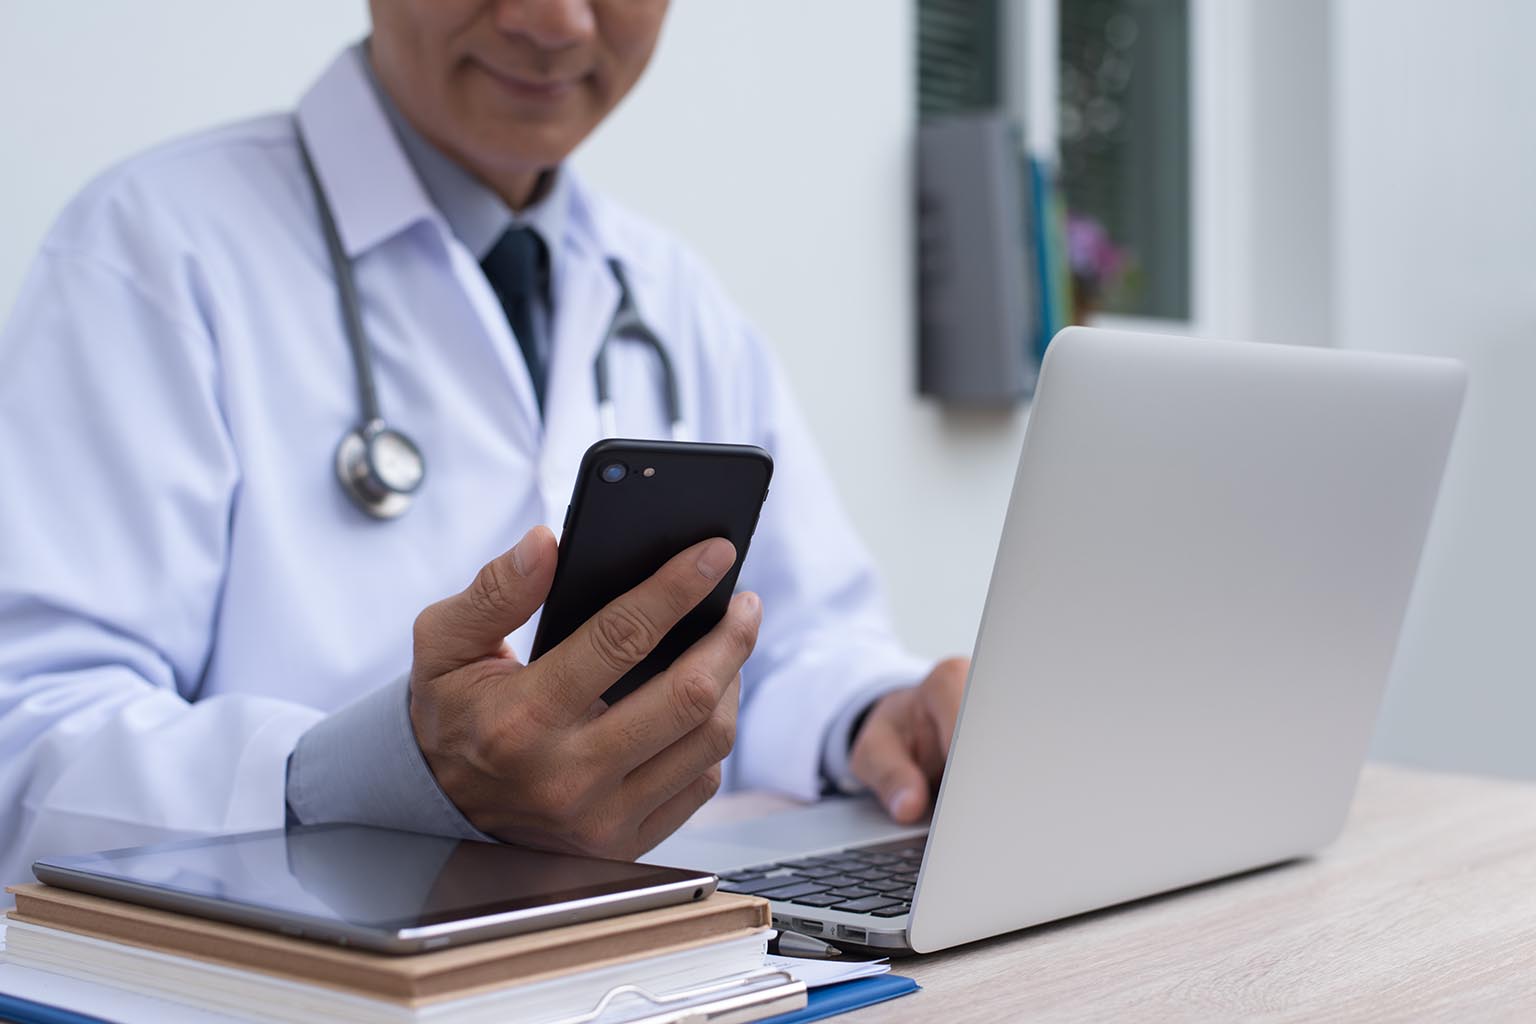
[908,328,1465,952]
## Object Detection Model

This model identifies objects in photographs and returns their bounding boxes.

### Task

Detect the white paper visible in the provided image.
[762,953,890,989]
[0,961,251,1024]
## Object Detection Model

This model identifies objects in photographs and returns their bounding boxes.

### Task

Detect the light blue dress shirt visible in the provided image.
[0,45,931,883]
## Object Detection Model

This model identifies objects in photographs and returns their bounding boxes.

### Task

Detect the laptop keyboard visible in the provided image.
[715,835,925,918]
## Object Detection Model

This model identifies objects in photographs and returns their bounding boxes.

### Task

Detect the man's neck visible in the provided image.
[504,170,553,212]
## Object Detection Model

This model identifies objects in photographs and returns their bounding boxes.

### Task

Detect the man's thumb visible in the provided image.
[411,526,557,681]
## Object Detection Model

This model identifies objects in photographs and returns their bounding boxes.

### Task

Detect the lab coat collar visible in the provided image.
[295,46,442,259]
[537,179,621,507]
[295,44,632,273]
[355,40,573,270]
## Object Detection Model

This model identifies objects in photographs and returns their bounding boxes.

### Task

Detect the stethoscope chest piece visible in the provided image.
[336,418,424,520]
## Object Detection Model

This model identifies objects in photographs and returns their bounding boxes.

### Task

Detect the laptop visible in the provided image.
[649,326,1466,954]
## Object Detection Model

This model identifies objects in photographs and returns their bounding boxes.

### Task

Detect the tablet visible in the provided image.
[33,824,717,954]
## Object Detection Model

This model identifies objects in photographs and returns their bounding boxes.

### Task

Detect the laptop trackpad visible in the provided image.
[646,795,928,873]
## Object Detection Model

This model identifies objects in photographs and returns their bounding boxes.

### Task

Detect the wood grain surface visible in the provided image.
[805,765,1536,1022]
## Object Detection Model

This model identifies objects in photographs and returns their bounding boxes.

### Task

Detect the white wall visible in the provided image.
[0,1,1017,661]
[0,2,370,313]
[1336,0,1536,776]
[1244,0,1333,348]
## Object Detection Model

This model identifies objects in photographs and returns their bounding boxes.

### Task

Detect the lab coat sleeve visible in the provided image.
[0,245,320,888]
[728,331,936,801]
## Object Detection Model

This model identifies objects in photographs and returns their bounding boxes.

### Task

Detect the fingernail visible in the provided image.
[511,528,545,577]
[890,787,917,819]
[696,539,736,581]
[739,591,761,620]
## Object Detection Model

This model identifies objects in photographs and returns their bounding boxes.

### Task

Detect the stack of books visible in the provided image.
[2,883,805,1024]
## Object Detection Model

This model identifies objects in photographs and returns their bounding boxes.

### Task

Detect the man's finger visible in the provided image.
[920,657,969,760]
[412,526,557,681]
[634,765,724,857]
[850,710,930,824]
[617,675,740,810]
[537,537,736,719]
[589,592,758,772]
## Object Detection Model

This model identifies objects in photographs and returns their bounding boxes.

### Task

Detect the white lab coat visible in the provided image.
[0,49,929,886]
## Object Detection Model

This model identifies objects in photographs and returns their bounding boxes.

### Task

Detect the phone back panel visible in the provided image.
[532,439,773,705]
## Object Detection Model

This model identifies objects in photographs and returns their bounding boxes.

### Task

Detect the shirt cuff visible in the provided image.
[286,674,492,841]
[818,671,927,795]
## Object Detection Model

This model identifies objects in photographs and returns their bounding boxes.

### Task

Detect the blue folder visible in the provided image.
[757,973,920,1023]
[0,990,114,1024]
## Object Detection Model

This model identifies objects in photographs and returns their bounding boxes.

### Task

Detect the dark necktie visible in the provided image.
[481,226,550,411]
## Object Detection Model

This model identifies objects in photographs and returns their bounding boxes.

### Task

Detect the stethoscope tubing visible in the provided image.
[297,130,383,428]
[595,258,685,441]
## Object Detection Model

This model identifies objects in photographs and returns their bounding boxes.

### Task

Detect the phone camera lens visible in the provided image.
[600,462,628,483]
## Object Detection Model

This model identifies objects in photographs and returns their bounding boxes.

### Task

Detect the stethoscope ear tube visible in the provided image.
[597,259,685,440]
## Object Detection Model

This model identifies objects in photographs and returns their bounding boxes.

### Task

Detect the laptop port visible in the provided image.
[792,919,822,933]
[839,926,867,943]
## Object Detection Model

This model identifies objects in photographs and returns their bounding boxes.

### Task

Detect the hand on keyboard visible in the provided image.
[848,657,969,822]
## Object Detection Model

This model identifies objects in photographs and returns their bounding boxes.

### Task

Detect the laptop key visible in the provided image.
[850,869,891,882]
[832,896,903,914]
[720,875,808,896]
[826,886,877,899]
[866,879,910,894]
[890,885,915,900]
[788,892,845,908]
[758,881,831,901]
[780,855,838,869]
[863,837,927,855]
[870,904,911,917]
[804,874,862,888]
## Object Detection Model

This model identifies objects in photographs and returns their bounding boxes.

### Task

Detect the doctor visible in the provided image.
[0,0,968,884]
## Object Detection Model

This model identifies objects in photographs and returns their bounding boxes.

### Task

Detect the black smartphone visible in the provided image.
[531,438,774,705]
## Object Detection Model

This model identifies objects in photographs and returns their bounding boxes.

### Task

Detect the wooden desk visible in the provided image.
[706,765,1536,1021]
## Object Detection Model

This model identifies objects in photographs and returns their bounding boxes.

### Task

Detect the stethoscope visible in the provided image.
[296,125,684,520]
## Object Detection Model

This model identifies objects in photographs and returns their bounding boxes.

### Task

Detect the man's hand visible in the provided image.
[849,657,970,823]
[408,525,760,859]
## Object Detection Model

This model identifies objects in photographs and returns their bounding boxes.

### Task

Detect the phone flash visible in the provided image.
[642,467,656,478]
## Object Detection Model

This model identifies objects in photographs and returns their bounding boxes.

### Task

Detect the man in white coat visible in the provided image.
[0,0,968,884]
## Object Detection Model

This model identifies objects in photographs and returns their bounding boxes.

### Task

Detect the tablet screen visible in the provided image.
[39,825,710,932]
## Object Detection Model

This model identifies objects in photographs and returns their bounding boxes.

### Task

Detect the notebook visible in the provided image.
[7,883,768,1004]
[3,884,802,1024]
